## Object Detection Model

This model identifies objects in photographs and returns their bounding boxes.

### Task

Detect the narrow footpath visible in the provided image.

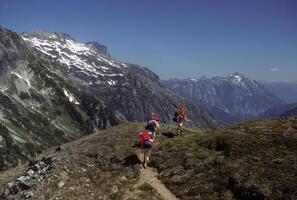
[134,151,179,200]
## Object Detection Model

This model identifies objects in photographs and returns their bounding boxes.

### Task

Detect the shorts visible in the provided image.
[178,123,183,127]
[142,141,153,149]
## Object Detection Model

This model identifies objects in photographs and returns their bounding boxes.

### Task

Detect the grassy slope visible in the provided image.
[151,118,297,200]
[1,118,297,199]
[0,123,162,200]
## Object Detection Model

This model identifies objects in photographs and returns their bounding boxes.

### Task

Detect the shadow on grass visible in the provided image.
[132,143,140,148]
[162,132,176,138]
[123,154,142,166]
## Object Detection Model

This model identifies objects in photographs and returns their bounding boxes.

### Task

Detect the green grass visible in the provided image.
[7,74,18,94]
[31,74,43,90]
[0,119,27,140]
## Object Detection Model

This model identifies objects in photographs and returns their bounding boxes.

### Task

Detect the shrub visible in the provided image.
[19,91,30,99]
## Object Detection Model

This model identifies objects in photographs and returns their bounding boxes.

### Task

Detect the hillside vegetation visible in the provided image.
[151,118,297,199]
[0,118,297,199]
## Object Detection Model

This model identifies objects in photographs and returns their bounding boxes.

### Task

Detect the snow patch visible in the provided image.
[65,39,90,53]
[11,134,26,143]
[107,80,116,85]
[49,34,57,39]
[190,78,198,82]
[63,89,80,105]
[0,87,8,92]
[11,71,31,87]
[121,63,129,68]
[22,35,128,85]
[230,74,242,83]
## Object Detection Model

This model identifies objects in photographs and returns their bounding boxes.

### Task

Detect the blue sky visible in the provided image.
[0,0,296,81]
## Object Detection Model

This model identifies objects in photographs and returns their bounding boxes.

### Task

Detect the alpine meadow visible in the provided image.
[0,1,297,199]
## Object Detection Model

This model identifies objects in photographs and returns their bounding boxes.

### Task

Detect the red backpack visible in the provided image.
[151,116,160,122]
[139,131,151,146]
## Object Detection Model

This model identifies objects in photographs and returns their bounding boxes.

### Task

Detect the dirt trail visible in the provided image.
[135,152,179,200]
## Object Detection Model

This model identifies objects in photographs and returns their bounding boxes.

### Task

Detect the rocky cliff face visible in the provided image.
[164,73,285,123]
[21,31,218,128]
[0,28,121,170]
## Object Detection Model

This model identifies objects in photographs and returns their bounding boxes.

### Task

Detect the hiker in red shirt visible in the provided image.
[173,106,191,137]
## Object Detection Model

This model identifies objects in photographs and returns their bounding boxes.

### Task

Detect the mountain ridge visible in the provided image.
[0,27,219,170]
[163,73,285,124]
[260,81,297,103]
[0,28,121,170]
[21,30,219,128]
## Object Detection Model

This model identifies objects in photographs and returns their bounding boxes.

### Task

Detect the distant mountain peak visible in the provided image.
[22,31,76,42]
[228,72,245,82]
[164,73,285,118]
[230,72,244,76]
[22,32,109,56]
[189,78,198,82]
[21,31,128,85]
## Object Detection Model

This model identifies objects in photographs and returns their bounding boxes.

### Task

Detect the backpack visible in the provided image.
[146,120,157,132]
[172,107,187,122]
[172,110,180,122]
[139,131,152,147]
[172,116,178,122]
[151,116,160,122]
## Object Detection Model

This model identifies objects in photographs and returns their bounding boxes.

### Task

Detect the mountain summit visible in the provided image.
[21,31,218,128]
[164,73,285,124]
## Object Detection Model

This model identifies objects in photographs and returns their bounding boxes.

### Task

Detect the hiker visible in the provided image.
[150,112,160,123]
[147,113,161,137]
[139,127,155,168]
[139,115,160,168]
[173,106,190,136]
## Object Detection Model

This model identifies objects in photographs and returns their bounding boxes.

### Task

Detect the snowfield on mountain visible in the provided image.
[21,31,219,127]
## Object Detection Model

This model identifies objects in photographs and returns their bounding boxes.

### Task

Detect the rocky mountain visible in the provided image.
[164,73,285,124]
[280,106,297,117]
[259,103,297,119]
[1,118,297,199]
[204,106,254,125]
[0,28,218,171]
[0,28,122,170]
[260,81,297,103]
[21,31,218,128]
